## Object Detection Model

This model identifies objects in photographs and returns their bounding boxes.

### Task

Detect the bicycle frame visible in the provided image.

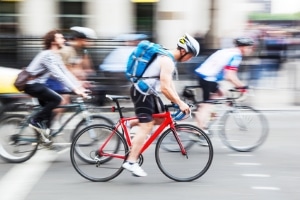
[16,102,92,142]
[98,110,187,159]
[50,104,90,137]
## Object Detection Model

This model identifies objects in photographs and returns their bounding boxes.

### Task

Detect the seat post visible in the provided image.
[114,99,124,118]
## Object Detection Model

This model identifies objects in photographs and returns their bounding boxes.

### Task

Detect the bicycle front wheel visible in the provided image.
[155,124,213,182]
[0,115,39,163]
[70,124,128,182]
[219,106,269,152]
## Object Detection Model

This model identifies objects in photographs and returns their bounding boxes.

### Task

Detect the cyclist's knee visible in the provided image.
[139,121,154,132]
[154,118,164,125]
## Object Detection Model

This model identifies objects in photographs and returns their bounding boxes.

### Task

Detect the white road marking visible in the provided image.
[234,162,261,166]
[252,186,280,191]
[242,174,270,177]
[227,154,253,157]
[0,150,57,200]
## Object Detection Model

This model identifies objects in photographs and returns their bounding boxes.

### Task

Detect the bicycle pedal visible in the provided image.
[41,138,53,145]
[9,141,17,145]
[48,144,69,153]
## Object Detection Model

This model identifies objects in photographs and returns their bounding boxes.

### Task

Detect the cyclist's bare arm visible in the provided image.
[224,69,245,87]
[159,57,189,113]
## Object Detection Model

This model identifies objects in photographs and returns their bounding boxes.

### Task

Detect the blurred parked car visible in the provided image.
[0,66,21,94]
[0,67,31,113]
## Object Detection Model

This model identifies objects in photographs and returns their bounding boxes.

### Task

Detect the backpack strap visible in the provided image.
[140,50,174,80]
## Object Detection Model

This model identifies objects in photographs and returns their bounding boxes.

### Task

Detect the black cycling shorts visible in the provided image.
[130,86,165,123]
[198,77,219,101]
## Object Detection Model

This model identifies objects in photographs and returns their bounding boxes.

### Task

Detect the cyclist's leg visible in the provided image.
[25,84,62,126]
[52,94,70,123]
[45,78,71,126]
[122,87,162,177]
[24,84,62,142]
[195,78,220,131]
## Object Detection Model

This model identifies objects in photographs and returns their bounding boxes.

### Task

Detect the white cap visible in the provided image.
[70,26,97,39]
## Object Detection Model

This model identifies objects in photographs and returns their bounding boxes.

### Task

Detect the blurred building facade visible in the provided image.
[0,0,252,47]
[1,0,299,43]
[1,0,299,69]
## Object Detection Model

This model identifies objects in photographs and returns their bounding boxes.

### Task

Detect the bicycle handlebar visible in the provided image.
[229,86,249,92]
[165,102,194,110]
[186,85,251,105]
[58,90,92,101]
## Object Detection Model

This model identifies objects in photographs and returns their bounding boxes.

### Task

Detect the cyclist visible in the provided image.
[46,26,97,92]
[63,26,96,81]
[122,33,200,177]
[24,30,87,143]
[46,27,97,122]
[194,37,254,134]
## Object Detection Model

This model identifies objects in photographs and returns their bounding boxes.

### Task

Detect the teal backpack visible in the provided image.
[125,40,172,83]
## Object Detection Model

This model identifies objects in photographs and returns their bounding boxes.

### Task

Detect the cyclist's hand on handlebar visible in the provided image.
[178,100,190,114]
[235,86,249,93]
[81,81,93,88]
[73,87,90,99]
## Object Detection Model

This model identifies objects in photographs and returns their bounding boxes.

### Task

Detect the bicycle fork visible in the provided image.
[170,127,188,158]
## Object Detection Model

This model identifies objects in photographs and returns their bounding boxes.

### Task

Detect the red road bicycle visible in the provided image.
[70,94,213,182]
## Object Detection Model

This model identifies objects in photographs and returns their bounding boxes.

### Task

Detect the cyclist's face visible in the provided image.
[178,49,193,62]
[242,46,253,56]
[54,33,65,49]
[181,53,193,62]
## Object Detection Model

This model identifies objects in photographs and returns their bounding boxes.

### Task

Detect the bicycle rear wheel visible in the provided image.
[155,124,213,182]
[70,114,115,140]
[0,115,39,163]
[70,124,128,182]
[219,106,269,152]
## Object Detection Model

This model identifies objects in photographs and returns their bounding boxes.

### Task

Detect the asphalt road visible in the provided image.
[0,110,299,200]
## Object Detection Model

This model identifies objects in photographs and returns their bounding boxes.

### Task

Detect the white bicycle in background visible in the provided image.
[172,85,269,152]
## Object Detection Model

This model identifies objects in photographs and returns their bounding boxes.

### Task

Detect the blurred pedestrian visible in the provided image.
[99,33,148,73]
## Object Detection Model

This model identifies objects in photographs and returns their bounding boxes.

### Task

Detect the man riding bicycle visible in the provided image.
[194,37,255,134]
[24,30,87,143]
[122,33,200,177]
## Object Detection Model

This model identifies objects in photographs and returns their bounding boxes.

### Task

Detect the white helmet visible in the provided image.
[70,26,97,39]
[177,33,200,56]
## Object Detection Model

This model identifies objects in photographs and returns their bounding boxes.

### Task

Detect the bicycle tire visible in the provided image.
[219,105,269,152]
[70,115,115,163]
[155,124,213,182]
[70,124,127,182]
[0,114,39,163]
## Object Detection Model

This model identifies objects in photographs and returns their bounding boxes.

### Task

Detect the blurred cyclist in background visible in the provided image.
[46,26,97,93]
[24,30,87,143]
[46,27,97,122]
[99,33,148,73]
[194,37,255,134]
[63,26,97,81]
